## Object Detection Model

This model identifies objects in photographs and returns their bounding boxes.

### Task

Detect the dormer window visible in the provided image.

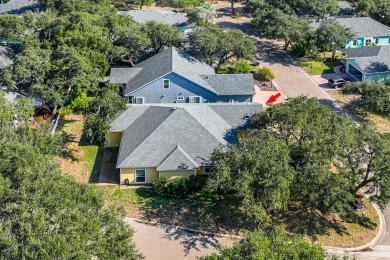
[163,79,170,90]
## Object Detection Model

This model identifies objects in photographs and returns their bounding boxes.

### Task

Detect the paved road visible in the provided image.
[125,218,234,260]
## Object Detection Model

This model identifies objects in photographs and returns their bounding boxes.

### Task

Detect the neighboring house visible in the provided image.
[110,47,255,104]
[0,0,43,15]
[311,17,390,49]
[342,45,390,82]
[108,103,262,185]
[118,10,190,31]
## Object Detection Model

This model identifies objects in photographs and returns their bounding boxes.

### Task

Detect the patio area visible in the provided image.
[98,147,119,185]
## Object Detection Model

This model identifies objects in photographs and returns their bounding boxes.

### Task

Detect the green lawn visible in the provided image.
[300,60,341,75]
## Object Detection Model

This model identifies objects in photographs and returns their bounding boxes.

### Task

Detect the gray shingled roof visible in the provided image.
[110,67,142,84]
[0,46,14,70]
[311,17,390,38]
[200,74,255,95]
[343,46,390,73]
[157,145,199,171]
[111,47,254,96]
[0,0,42,14]
[118,10,188,26]
[111,103,262,170]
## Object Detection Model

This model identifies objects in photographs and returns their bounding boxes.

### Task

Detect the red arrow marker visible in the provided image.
[266,92,282,105]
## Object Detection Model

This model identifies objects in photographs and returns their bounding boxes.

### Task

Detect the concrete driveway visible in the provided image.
[126,218,234,260]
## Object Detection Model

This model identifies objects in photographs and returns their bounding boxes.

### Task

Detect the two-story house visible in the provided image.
[312,17,390,49]
[110,47,255,104]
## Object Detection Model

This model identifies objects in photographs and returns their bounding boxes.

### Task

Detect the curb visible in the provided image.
[125,217,243,240]
[324,202,386,253]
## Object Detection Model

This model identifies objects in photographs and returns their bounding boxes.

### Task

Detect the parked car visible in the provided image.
[328,76,347,88]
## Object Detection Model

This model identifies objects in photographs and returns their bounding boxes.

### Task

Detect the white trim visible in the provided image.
[135,169,146,183]
[135,97,144,104]
[189,96,202,103]
[163,79,170,90]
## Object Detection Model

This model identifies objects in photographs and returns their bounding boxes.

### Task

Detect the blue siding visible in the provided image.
[127,72,252,103]
[364,72,390,83]
[345,36,390,48]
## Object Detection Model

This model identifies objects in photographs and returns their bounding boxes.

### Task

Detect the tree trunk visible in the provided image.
[140,3,143,10]
[52,104,58,116]
[231,1,235,15]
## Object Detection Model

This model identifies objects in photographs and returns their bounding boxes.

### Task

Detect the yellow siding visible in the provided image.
[120,167,158,184]
[107,132,122,147]
[159,170,196,180]
[197,166,205,175]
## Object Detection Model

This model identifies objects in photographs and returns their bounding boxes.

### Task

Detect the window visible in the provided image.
[163,79,170,90]
[177,96,184,101]
[189,96,201,103]
[135,97,144,104]
[128,96,134,103]
[365,39,372,45]
[352,40,357,46]
[388,38,390,44]
[375,38,379,45]
[135,169,146,183]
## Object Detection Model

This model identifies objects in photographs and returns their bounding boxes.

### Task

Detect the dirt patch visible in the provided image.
[327,90,390,133]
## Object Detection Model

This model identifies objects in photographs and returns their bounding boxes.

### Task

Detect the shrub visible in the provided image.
[68,92,92,114]
[291,43,307,57]
[152,175,205,198]
[216,61,255,74]
[257,67,275,81]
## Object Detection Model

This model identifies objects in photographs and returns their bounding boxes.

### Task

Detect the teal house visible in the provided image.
[311,17,390,49]
[342,46,390,82]
[312,17,390,82]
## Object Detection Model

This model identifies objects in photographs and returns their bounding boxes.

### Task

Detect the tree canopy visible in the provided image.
[0,95,142,259]
[200,227,326,260]
[209,97,390,224]
[188,24,255,67]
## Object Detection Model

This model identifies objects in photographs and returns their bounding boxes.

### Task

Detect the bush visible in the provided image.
[216,61,255,74]
[257,67,275,81]
[291,43,307,57]
[82,115,110,146]
[68,92,92,114]
[152,175,205,198]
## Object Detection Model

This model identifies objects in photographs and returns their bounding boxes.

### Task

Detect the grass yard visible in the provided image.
[298,51,342,75]
[327,90,390,133]
[58,114,104,183]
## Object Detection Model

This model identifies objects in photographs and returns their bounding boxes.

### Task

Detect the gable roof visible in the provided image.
[111,103,262,170]
[118,10,188,26]
[343,46,390,73]
[311,17,390,38]
[157,145,199,171]
[110,47,254,96]
[0,0,42,15]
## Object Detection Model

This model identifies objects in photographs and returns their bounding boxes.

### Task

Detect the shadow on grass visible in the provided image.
[273,205,348,241]
[135,188,256,235]
[58,118,82,162]
[88,146,105,183]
